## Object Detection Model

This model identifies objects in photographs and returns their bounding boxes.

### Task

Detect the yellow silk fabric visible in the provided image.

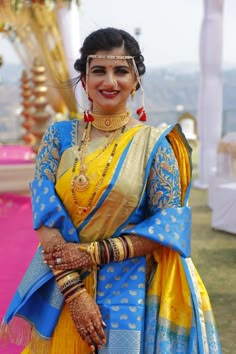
[55,125,143,230]
[148,126,212,330]
[167,126,192,205]
[21,273,96,354]
[149,248,212,330]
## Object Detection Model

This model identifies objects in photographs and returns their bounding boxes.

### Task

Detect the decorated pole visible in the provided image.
[196,0,224,188]
[56,0,80,80]
[56,0,81,107]
[0,1,79,114]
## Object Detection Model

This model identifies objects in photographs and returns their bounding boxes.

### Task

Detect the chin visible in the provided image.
[96,102,126,114]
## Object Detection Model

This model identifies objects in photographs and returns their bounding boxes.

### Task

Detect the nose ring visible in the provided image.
[113,79,118,88]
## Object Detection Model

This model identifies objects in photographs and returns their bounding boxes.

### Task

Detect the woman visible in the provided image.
[1,28,221,353]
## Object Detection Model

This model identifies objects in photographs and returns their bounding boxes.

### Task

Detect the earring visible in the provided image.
[136,106,146,122]
[82,67,94,122]
[130,58,147,122]
[84,110,94,122]
[136,84,146,122]
[130,89,136,101]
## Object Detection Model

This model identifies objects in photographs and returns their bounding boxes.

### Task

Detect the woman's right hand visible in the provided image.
[43,242,94,271]
[69,290,106,352]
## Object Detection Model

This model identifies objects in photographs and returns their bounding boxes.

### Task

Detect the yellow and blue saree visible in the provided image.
[1,120,221,353]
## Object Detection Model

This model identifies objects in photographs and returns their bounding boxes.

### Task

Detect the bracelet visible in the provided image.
[57,273,81,288]
[55,270,85,302]
[87,242,97,264]
[123,236,135,258]
[56,270,79,282]
[82,236,135,265]
[59,277,81,292]
[63,282,84,299]
[65,288,86,303]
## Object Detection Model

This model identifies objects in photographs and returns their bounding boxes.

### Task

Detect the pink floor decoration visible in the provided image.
[0,145,35,195]
[0,193,38,354]
[0,145,35,165]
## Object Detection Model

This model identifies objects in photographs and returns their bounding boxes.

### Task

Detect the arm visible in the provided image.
[33,123,106,351]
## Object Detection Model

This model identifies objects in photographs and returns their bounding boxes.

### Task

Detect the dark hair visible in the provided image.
[74,27,146,90]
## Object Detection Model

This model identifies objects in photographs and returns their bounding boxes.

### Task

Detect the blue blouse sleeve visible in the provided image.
[30,122,79,242]
[34,124,61,182]
[147,137,181,216]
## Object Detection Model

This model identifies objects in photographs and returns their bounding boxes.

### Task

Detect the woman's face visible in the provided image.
[86,47,137,114]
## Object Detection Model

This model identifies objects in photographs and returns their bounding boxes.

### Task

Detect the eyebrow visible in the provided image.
[90,64,130,70]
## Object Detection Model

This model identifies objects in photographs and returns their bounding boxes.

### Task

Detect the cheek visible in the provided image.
[121,76,136,89]
[87,77,101,90]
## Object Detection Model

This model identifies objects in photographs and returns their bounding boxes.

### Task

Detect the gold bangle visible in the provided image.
[87,242,97,264]
[124,236,135,258]
[65,288,86,303]
[116,239,125,261]
[57,273,80,287]
[94,242,101,265]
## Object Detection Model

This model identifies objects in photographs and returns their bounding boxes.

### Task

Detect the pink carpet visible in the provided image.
[0,145,35,165]
[0,193,38,354]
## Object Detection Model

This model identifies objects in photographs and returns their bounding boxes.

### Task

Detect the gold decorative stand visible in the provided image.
[30,58,51,154]
[21,70,35,145]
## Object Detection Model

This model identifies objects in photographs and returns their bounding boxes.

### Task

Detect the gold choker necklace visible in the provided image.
[91,111,130,132]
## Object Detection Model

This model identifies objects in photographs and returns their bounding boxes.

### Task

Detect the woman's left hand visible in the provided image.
[43,242,94,270]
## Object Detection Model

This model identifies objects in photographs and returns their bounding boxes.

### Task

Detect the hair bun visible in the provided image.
[74,58,82,72]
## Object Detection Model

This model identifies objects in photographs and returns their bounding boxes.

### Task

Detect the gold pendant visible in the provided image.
[73,173,90,191]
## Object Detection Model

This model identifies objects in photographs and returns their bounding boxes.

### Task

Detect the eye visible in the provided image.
[91,68,105,74]
[116,68,130,75]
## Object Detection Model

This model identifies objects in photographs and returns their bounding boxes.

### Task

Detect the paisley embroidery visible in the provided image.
[34,121,78,183]
[34,124,61,182]
[147,137,181,215]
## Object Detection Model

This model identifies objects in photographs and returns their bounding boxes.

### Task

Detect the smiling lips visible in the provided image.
[100,90,120,99]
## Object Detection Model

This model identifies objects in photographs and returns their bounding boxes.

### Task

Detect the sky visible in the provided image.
[1,0,236,68]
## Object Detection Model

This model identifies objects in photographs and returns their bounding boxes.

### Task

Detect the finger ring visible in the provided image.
[55,258,62,265]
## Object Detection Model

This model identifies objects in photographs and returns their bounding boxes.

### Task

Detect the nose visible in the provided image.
[103,72,118,88]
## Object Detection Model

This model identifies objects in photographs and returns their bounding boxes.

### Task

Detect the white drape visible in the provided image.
[196,0,224,187]
[56,1,81,80]
[56,1,81,107]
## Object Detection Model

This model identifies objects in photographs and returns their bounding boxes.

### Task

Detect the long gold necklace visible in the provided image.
[91,110,130,131]
[71,125,126,214]
[71,123,122,193]
[71,122,91,192]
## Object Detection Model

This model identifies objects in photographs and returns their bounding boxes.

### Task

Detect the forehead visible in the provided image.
[89,48,131,67]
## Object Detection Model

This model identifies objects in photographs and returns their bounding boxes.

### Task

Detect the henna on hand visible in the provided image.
[43,242,94,270]
[69,290,106,351]
[129,235,161,257]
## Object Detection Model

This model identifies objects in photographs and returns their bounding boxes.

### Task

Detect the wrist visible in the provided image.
[79,236,134,265]
[66,288,87,303]
[55,270,85,303]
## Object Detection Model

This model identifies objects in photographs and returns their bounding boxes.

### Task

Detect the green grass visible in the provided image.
[189,187,236,353]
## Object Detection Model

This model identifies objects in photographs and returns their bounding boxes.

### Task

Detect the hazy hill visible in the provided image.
[0,62,236,139]
[144,66,236,111]
[1,62,236,111]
